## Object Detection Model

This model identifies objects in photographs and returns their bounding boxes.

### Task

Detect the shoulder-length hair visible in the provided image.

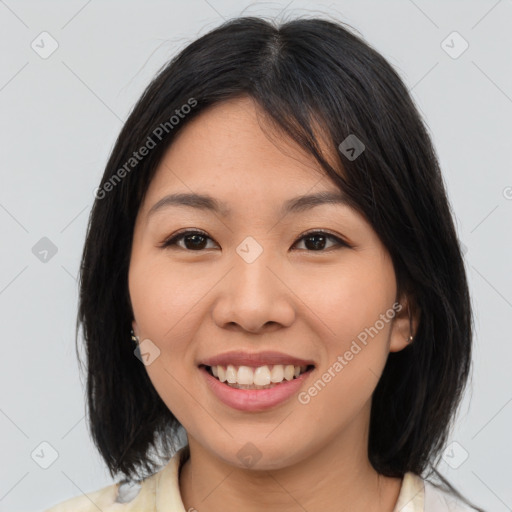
[77,15,482,510]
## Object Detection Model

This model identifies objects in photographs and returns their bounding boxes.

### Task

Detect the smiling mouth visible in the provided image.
[200,364,315,390]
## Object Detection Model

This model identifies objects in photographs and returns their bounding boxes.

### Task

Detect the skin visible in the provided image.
[129,95,419,512]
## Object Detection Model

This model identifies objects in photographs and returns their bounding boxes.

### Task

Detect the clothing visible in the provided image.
[42,445,476,511]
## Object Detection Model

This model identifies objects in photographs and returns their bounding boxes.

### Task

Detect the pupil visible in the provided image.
[186,234,206,250]
[306,235,326,250]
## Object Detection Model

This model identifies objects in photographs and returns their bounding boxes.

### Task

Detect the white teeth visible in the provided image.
[284,365,295,381]
[270,364,284,383]
[226,365,237,384]
[237,366,254,385]
[253,366,271,386]
[208,364,309,388]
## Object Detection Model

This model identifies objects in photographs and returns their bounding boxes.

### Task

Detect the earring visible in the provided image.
[130,329,139,345]
[408,307,414,344]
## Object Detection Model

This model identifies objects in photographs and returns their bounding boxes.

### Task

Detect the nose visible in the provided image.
[211,246,296,334]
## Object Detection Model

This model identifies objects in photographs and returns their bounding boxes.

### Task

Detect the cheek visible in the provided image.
[129,257,206,341]
[128,258,205,407]
[295,255,396,346]
[294,255,396,407]
[129,259,200,424]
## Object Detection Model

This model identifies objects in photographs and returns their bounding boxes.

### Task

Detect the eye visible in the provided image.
[160,229,350,252]
[160,229,217,251]
[292,230,349,252]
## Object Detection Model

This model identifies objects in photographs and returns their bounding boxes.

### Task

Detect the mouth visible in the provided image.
[199,363,315,390]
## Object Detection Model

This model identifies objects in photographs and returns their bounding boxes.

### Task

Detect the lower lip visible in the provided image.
[200,366,314,412]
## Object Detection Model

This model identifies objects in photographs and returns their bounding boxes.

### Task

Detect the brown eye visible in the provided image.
[293,231,348,252]
[161,230,217,251]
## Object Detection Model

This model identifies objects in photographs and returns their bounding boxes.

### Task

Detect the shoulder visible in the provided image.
[42,445,189,512]
[42,476,158,512]
[395,472,480,512]
[42,481,120,511]
[423,478,480,512]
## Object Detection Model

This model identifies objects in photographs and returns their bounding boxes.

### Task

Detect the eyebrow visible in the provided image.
[147,190,350,219]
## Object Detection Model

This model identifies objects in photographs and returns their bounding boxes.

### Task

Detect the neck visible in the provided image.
[178,414,403,512]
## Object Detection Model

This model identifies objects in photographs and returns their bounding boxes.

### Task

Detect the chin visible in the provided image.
[207,436,309,472]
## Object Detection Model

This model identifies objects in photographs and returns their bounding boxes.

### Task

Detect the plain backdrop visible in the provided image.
[1,1,511,511]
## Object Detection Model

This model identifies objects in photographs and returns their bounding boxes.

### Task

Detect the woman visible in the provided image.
[43,15,485,512]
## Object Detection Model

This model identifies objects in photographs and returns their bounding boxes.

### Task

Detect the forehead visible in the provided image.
[142,96,342,211]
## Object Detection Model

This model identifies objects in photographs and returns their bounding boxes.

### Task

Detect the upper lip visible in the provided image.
[200,350,316,368]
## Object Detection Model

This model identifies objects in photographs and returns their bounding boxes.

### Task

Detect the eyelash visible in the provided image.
[159,229,350,252]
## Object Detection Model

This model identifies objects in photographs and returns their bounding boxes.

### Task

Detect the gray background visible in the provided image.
[1,1,511,511]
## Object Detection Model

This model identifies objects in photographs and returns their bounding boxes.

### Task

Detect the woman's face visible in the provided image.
[129,95,413,469]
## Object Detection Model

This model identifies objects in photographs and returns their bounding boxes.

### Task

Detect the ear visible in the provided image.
[389,292,420,353]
